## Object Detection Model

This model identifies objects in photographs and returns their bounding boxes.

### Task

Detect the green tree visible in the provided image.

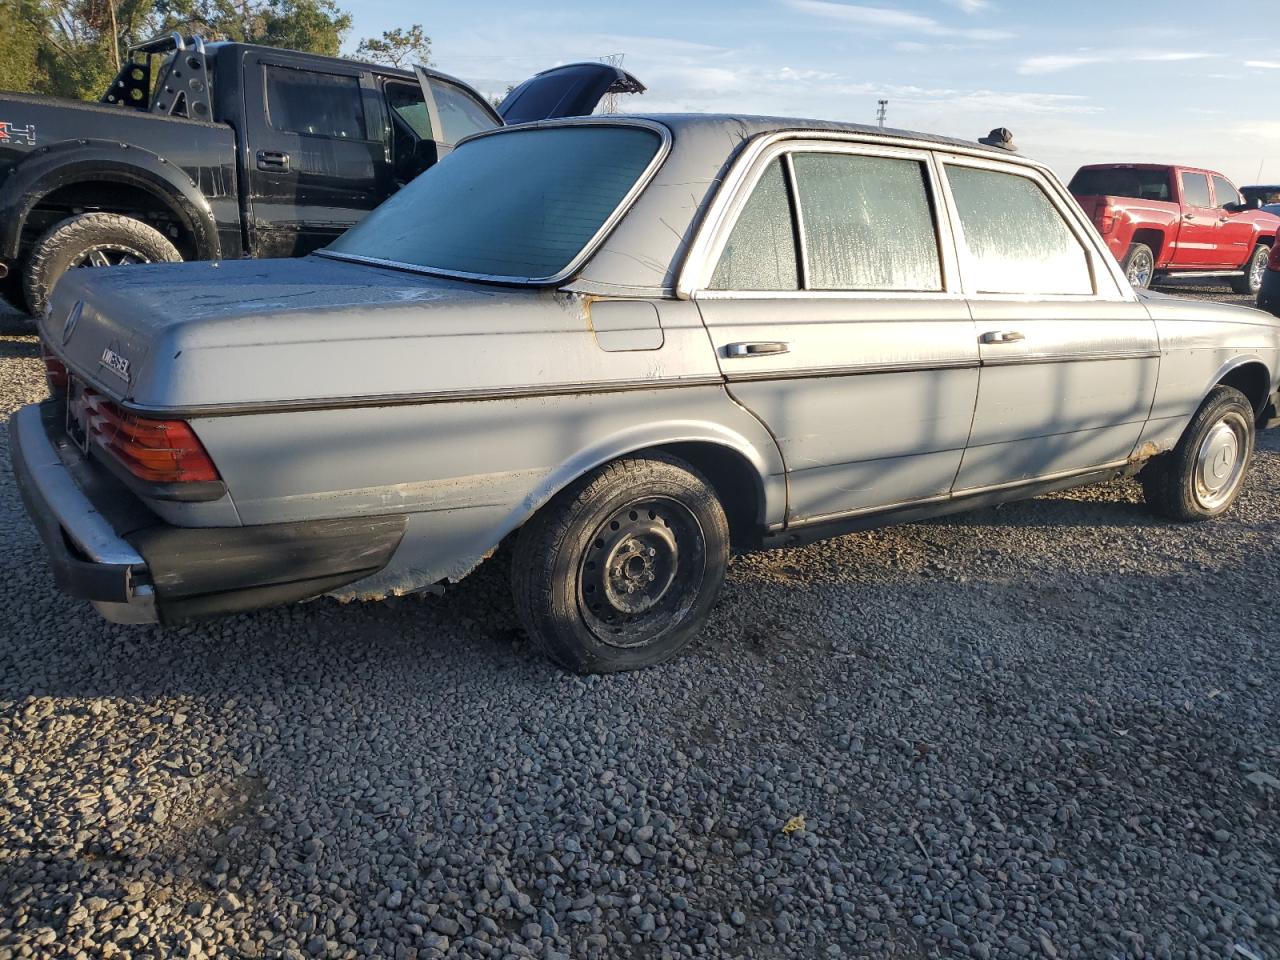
[156,0,351,56]
[354,24,430,68]
[0,0,49,93]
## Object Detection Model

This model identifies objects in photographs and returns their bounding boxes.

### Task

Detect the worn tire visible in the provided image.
[1141,386,1255,521]
[1231,243,1270,295]
[1121,242,1155,290]
[511,455,730,673]
[24,213,181,317]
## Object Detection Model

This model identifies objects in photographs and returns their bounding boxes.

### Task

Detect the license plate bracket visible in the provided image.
[65,377,91,455]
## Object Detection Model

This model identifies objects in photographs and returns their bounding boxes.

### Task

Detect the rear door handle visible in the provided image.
[256,150,290,172]
[980,330,1025,344]
[725,341,790,357]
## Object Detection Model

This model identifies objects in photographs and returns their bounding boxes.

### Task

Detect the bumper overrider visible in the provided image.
[9,401,406,625]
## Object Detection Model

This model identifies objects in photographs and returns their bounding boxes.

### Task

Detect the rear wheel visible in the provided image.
[511,455,730,673]
[24,213,181,317]
[1141,386,1255,521]
[1121,242,1155,289]
[1231,243,1270,295]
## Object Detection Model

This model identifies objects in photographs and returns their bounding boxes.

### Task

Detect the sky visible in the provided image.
[343,0,1278,186]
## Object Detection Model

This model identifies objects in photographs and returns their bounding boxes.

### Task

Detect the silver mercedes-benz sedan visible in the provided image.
[11,114,1280,672]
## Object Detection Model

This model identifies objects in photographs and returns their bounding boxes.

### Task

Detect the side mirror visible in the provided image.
[1223,201,1246,214]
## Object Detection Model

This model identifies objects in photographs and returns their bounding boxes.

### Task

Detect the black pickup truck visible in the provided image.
[0,34,643,314]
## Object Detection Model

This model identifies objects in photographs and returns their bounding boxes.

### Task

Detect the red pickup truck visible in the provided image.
[1068,163,1279,293]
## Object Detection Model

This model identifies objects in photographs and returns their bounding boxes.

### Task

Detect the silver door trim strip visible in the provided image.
[980,350,1162,367]
[782,457,1132,530]
[111,374,729,419]
[725,357,979,382]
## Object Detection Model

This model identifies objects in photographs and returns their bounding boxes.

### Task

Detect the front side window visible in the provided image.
[946,164,1092,296]
[709,159,798,291]
[792,152,941,291]
[428,79,498,145]
[327,125,662,280]
[385,81,432,140]
[266,66,366,139]
[1212,176,1240,209]
[1181,172,1212,208]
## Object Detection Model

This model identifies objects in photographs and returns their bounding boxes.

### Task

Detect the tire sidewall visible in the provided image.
[1246,245,1269,295]
[534,466,729,673]
[1175,388,1255,518]
[24,214,181,317]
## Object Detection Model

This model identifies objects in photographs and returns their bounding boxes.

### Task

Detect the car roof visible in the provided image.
[620,112,1013,157]
[203,40,419,81]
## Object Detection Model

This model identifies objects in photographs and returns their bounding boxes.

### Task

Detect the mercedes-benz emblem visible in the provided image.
[62,300,83,345]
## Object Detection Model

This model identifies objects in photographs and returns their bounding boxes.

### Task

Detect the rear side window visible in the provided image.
[1212,176,1240,208]
[1181,172,1212,207]
[266,67,366,139]
[792,153,941,291]
[709,159,798,291]
[946,164,1093,296]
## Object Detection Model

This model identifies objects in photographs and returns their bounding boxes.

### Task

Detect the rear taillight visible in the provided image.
[1094,203,1116,235]
[1268,244,1280,273]
[83,393,220,484]
[40,343,68,395]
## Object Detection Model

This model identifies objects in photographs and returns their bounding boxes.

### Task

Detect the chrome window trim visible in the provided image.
[682,136,958,300]
[317,117,673,288]
[934,151,1132,301]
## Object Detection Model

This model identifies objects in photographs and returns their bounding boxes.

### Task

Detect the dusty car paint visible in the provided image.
[11,114,1280,627]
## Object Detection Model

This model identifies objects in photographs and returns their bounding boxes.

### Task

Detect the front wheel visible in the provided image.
[1231,243,1270,295]
[511,455,730,673]
[1121,242,1155,290]
[23,213,181,317]
[1141,386,1255,521]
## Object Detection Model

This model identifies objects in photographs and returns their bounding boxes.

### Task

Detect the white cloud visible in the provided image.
[1244,60,1280,70]
[783,0,1013,40]
[943,0,992,12]
[1018,49,1214,74]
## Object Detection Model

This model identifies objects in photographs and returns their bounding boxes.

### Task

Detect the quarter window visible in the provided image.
[266,67,366,139]
[428,79,499,145]
[791,153,941,291]
[1181,172,1212,208]
[1212,176,1240,208]
[709,159,799,291]
[946,164,1093,296]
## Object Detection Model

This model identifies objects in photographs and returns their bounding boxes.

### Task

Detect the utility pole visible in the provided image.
[876,100,888,129]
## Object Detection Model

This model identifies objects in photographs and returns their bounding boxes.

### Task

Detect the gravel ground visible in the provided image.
[1,284,1278,960]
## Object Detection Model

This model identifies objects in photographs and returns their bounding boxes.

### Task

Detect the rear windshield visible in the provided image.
[326,124,663,281]
[1068,167,1171,202]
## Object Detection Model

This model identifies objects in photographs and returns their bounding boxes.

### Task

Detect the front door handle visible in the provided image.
[980,330,1025,344]
[256,150,290,172]
[1182,212,1195,221]
[725,341,790,357]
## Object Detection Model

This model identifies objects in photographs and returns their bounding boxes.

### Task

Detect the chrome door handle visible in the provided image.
[980,330,1025,344]
[725,341,790,357]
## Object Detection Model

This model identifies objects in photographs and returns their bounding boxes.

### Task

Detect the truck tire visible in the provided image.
[1121,243,1155,289]
[1141,385,1254,521]
[511,455,730,673]
[1230,243,1270,295]
[24,213,181,318]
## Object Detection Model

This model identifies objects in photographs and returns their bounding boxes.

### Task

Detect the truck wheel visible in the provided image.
[511,455,730,673]
[1141,385,1255,521]
[24,213,181,317]
[1230,243,1270,295]
[1121,243,1155,289]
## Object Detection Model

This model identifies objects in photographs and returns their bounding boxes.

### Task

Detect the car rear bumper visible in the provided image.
[9,401,406,625]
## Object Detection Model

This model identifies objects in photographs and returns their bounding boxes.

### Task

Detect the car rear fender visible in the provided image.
[0,140,220,261]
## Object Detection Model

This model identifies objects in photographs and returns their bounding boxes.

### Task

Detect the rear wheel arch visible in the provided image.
[1215,360,1272,421]
[1130,227,1166,262]
[1,147,221,264]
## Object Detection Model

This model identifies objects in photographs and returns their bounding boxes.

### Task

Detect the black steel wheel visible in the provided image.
[512,455,730,673]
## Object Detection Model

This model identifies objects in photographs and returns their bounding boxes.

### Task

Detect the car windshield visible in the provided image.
[1069,167,1171,202]
[326,124,663,281]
